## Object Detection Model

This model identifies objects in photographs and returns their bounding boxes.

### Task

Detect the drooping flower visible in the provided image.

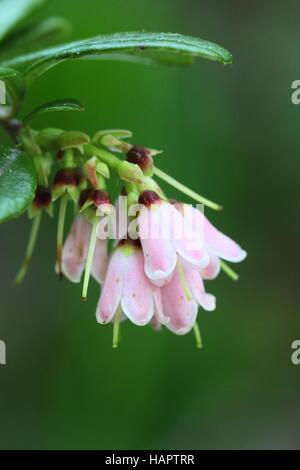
[60,214,107,283]
[160,262,216,336]
[172,202,247,280]
[136,191,209,287]
[96,240,167,345]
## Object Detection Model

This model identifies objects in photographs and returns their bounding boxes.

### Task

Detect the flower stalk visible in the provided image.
[56,193,68,278]
[153,166,222,211]
[82,217,98,300]
[15,211,42,284]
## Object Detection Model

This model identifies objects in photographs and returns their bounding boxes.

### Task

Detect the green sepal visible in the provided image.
[137,176,165,198]
[85,156,109,189]
[67,185,81,204]
[118,161,144,184]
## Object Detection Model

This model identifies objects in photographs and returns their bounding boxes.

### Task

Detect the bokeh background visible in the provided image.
[0,0,300,450]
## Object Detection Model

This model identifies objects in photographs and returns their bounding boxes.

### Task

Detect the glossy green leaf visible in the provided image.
[3,32,232,85]
[0,66,25,118]
[0,145,36,223]
[24,98,84,123]
[0,0,46,43]
[0,17,72,60]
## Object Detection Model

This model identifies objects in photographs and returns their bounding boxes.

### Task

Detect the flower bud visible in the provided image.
[28,186,53,218]
[52,168,83,202]
[127,145,153,176]
[138,190,161,207]
[117,161,144,184]
[57,131,90,152]
[79,189,111,216]
[36,128,64,149]
[85,156,110,189]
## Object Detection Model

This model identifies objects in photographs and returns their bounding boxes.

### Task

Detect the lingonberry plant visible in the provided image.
[0,0,246,348]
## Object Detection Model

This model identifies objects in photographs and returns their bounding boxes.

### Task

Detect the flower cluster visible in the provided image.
[16,129,246,347]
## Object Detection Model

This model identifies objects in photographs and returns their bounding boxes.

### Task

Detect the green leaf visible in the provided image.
[24,98,84,123]
[0,66,25,118]
[0,17,72,60]
[3,32,232,85]
[0,0,46,43]
[0,145,36,223]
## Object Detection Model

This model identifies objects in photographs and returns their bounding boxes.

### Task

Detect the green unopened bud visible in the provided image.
[58,131,90,151]
[85,156,110,189]
[117,161,144,184]
[36,128,64,149]
[93,129,132,145]
[96,161,110,179]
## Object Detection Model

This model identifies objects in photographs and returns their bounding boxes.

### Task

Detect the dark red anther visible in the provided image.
[92,190,111,207]
[33,186,52,208]
[138,190,160,207]
[127,146,151,170]
[53,168,82,187]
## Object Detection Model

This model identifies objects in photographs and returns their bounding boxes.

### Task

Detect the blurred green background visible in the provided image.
[0,0,300,450]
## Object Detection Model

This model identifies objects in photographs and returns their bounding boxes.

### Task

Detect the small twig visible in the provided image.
[0,119,22,143]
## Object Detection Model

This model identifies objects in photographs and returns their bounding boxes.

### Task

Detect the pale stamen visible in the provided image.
[193,322,203,349]
[113,307,122,348]
[220,260,239,281]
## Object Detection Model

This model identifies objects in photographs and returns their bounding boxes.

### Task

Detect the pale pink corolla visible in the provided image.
[172,203,247,280]
[96,241,166,326]
[160,263,216,335]
[137,191,209,287]
[60,214,107,283]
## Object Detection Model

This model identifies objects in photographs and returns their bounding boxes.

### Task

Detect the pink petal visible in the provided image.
[150,315,162,331]
[114,195,129,241]
[96,248,125,324]
[121,249,154,326]
[91,238,108,283]
[161,267,198,335]
[185,269,216,312]
[172,205,209,270]
[152,287,169,325]
[61,215,91,283]
[203,214,247,263]
[138,204,177,286]
[201,250,221,280]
